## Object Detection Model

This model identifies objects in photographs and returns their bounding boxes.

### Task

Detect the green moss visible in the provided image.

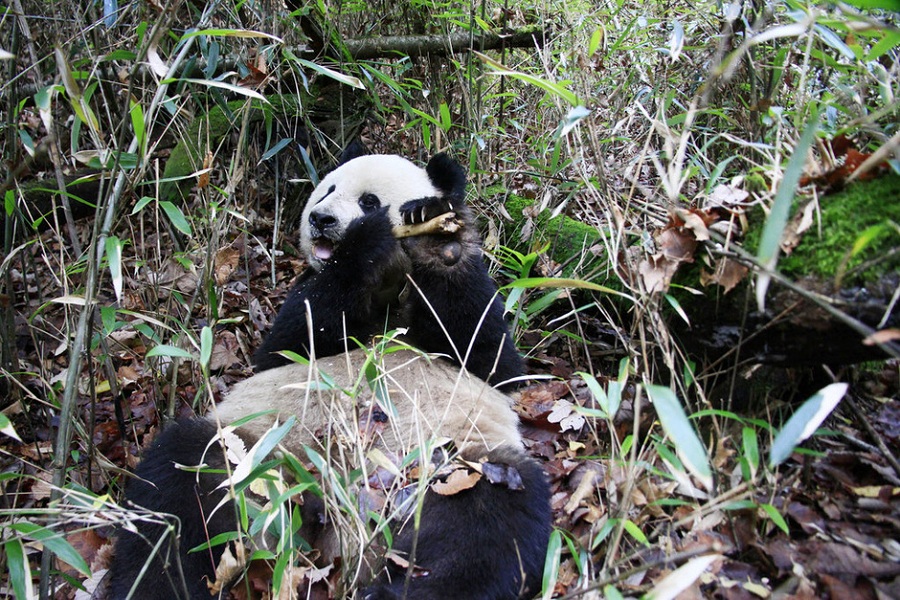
[771,173,900,282]
[493,191,615,282]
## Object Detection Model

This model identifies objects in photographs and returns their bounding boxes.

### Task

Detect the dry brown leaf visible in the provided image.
[700,257,749,293]
[781,198,818,255]
[214,246,241,286]
[209,543,246,595]
[431,467,481,495]
[638,253,681,293]
[547,399,585,432]
[209,330,242,371]
[705,183,749,208]
[658,226,698,262]
[675,208,712,242]
[198,151,214,189]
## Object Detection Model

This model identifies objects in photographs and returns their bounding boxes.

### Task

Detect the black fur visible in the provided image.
[399,193,523,388]
[363,448,551,600]
[254,154,523,389]
[109,420,234,600]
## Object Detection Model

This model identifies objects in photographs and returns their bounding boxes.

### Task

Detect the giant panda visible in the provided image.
[253,152,523,389]
[109,153,551,599]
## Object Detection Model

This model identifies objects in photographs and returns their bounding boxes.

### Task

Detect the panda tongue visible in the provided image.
[313,240,334,261]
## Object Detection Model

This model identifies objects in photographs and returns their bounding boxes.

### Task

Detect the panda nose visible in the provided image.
[308,211,337,234]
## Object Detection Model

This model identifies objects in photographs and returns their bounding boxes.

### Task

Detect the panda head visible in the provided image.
[299,154,466,270]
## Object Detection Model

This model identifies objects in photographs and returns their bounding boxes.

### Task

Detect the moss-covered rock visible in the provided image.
[492,190,612,280]
[750,172,900,283]
[161,87,369,203]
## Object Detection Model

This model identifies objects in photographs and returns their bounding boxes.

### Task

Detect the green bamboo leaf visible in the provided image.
[588,27,604,56]
[541,529,562,600]
[867,30,900,62]
[104,236,124,303]
[475,51,579,106]
[129,97,145,152]
[438,102,451,133]
[769,383,848,467]
[181,28,284,43]
[295,58,365,89]
[577,372,612,418]
[760,503,789,534]
[260,137,293,162]
[4,538,32,600]
[9,522,90,576]
[162,78,268,101]
[200,325,213,372]
[742,425,759,479]
[842,0,900,10]
[159,200,192,235]
[755,110,820,311]
[646,385,713,490]
[503,277,632,300]
[851,224,886,257]
[131,196,154,215]
[0,414,23,442]
[145,345,194,360]
[622,519,649,545]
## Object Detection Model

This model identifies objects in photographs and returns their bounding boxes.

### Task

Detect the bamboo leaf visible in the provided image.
[104,236,124,303]
[646,385,713,490]
[159,200,192,235]
[294,58,365,89]
[769,383,848,467]
[755,110,819,311]
[9,522,90,576]
[145,345,194,360]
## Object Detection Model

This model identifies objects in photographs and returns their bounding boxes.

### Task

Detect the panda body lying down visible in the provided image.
[111,350,550,599]
[110,154,551,598]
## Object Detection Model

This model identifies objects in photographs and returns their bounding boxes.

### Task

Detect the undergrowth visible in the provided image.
[1,0,898,597]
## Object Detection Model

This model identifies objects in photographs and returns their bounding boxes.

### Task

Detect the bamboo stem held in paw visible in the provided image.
[392,212,463,238]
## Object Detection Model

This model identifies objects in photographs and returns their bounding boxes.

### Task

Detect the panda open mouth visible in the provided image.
[312,238,335,261]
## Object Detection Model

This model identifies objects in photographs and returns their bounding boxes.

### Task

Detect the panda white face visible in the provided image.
[300,155,442,270]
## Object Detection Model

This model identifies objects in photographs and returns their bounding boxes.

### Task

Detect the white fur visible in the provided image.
[211,348,522,458]
[299,156,441,270]
[209,348,523,569]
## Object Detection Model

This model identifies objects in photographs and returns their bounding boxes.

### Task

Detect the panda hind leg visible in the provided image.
[109,419,235,600]
[366,447,551,600]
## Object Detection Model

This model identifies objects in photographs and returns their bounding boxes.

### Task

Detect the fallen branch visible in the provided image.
[2,27,550,103]
[343,28,548,60]
[392,212,462,238]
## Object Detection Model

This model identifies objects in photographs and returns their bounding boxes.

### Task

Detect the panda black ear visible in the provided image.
[426,153,467,198]
[337,140,369,165]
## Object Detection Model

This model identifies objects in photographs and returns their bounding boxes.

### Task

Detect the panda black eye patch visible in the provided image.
[358,193,381,213]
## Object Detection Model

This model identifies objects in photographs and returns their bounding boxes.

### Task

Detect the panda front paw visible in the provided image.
[335,208,399,263]
[400,197,455,225]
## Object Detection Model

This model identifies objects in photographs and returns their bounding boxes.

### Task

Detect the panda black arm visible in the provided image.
[254,208,408,371]
[400,162,523,388]
[402,239,523,389]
